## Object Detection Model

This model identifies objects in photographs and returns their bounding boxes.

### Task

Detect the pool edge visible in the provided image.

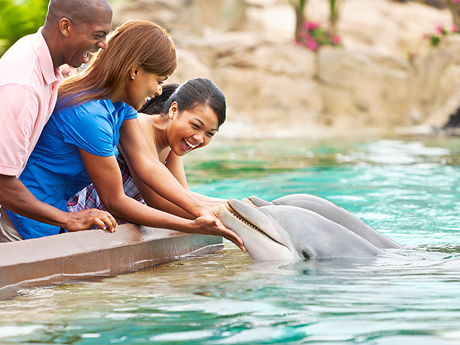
[0,224,223,299]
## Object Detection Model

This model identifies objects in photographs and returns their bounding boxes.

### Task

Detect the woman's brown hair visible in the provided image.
[58,20,177,108]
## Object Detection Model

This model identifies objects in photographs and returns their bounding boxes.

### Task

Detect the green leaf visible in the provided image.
[0,0,48,57]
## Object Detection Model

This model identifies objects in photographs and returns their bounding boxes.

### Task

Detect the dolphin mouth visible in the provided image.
[226,202,289,249]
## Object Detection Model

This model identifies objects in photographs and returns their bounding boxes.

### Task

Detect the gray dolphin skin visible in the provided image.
[248,194,403,250]
[218,197,392,261]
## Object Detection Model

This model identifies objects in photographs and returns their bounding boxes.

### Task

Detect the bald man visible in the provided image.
[0,0,117,241]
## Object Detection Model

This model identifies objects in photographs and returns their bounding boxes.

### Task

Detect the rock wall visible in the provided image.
[112,0,459,138]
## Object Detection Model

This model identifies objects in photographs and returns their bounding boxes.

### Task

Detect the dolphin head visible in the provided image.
[218,199,301,261]
[218,199,385,261]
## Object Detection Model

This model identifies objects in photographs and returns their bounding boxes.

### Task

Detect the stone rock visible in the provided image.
[318,47,412,128]
[305,0,452,58]
[111,0,459,138]
[409,35,460,128]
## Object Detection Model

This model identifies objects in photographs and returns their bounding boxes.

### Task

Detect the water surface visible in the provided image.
[1,137,460,344]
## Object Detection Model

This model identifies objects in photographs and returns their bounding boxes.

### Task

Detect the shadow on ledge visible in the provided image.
[0,224,223,299]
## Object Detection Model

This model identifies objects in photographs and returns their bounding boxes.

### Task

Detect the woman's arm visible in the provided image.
[79,148,245,250]
[118,119,210,219]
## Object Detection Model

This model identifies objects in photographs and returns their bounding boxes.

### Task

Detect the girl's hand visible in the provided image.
[200,205,220,219]
[193,215,246,252]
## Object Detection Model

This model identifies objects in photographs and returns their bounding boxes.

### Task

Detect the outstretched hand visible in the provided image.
[64,209,117,233]
[193,214,246,252]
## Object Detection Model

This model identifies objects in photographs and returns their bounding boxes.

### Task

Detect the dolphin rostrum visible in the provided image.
[218,196,402,261]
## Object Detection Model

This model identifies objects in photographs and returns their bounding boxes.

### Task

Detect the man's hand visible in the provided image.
[64,209,117,233]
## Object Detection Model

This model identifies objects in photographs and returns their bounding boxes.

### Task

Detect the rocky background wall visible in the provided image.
[112,0,459,139]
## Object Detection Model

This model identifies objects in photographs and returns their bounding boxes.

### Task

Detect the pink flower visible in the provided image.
[299,31,309,40]
[451,0,459,4]
[332,35,341,45]
[306,36,319,51]
[453,24,459,32]
[303,21,320,32]
[436,23,444,34]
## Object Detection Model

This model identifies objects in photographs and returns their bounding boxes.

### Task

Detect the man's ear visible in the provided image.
[59,18,72,37]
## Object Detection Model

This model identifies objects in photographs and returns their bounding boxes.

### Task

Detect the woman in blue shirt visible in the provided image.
[6,20,245,252]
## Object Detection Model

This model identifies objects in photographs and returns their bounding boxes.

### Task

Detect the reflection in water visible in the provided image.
[2,138,460,344]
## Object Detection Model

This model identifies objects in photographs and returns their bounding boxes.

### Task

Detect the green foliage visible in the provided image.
[0,0,48,56]
[328,0,341,37]
[423,23,458,47]
[296,21,341,51]
[446,0,460,29]
[290,0,343,49]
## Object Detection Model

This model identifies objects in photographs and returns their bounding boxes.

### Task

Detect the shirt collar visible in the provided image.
[32,27,63,86]
[103,98,117,114]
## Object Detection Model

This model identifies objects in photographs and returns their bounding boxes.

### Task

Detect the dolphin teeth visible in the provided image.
[229,209,264,233]
[227,206,289,249]
[227,205,267,233]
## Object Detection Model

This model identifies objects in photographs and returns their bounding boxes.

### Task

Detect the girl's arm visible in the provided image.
[127,163,196,220]
[130,149,226,217]
[165,153,228,207]
[118,118,208,219]
[79,148,246,251]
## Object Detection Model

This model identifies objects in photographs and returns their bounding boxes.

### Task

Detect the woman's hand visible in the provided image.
[192,215,246,252]
[200,205,220,219]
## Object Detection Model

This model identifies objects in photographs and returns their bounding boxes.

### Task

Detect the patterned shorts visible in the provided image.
[67,157,146,224]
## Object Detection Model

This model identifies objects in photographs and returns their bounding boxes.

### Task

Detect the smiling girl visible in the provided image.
[5,21,245,251]
[69,78,229,219]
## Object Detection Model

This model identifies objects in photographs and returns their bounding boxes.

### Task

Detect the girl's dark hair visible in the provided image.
[139,78,226,128]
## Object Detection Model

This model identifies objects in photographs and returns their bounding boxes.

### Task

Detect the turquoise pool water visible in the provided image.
[1,137,460,344]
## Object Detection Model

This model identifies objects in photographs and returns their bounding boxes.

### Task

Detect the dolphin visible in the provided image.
[247,194,403,250]
[218,198,390,261]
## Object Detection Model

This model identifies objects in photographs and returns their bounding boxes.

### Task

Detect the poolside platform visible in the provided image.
[0,224,223,299]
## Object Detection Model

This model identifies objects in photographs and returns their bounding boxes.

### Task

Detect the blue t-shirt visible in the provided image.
[7,98,137,239]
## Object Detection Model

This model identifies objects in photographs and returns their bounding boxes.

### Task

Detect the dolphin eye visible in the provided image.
[301,250,310,260]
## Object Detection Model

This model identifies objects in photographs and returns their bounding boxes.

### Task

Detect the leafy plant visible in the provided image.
[328,0,342,38]
[447,0,460,30]
[423,22,459,46]
[0,0,48,56]
[290,0,308,42]
[295,21,341,51]
[290,0,344,51]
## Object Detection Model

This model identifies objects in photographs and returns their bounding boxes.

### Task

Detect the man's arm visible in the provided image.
[0,174,117,232]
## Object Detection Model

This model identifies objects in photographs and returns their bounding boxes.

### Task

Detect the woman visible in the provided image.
[5,21,245,251]
[68,78,228,220]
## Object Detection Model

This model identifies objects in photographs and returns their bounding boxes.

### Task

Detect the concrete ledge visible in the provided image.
[0,224,223,299]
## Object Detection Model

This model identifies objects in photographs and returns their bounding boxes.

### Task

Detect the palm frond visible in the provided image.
[0,0,47,56]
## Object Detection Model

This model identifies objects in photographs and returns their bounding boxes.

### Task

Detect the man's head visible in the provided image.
[44,0,112,68]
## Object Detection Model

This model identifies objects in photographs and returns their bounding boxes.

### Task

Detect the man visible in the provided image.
[0,0,117,241]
